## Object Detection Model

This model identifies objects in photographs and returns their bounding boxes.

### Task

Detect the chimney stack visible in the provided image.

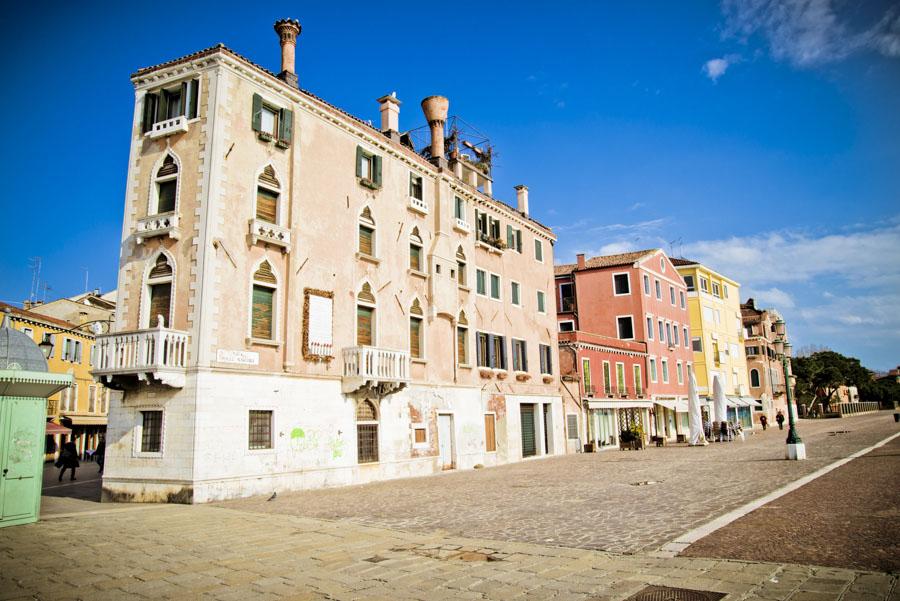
[274,19,302,87]
[420,95,449,167]
[514,185,529,216]
[576,254,585,269]
[377,93,401,140]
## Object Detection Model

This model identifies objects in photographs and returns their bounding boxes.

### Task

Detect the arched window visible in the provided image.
[356,399,379,464]
[456,246,467,287]
[409,227,423,272]
[250,260,277,340]
[457,310,469,365]
[152,154,179,215]
[144,253,174,328]
[356,282,376,346]
[358,207,375,257]
[255,165,281,224]
[409,298,424,359]
[750,368,761,388]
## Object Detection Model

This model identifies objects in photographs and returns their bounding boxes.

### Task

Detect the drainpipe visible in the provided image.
[282,114,297,370]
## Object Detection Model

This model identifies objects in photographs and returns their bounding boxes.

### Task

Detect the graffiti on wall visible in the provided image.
[290,426,344,466]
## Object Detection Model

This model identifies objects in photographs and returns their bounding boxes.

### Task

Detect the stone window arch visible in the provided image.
[358,206,376,257]
[409,226,423,272]
[250,259,279,341]
[356,281,376,346]
[409,298,424,359]
[254,164,282,225]
[456,246,467,286]
[142,251,175,328]
[456,310,469,365]
[750,368,761,388]
[150,152,180,215]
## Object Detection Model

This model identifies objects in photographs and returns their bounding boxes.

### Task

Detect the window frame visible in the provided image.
[558,320,575,333]
[356,399,380,464]
[616,315,635,341]
[135,409,164,457]
[510,281,521,307]
[248,409,274,451]
[409,172,423,201]
[150,152,180,216]
[489,272,502,301]
[643,274,651,296]
[558,282,575,312]
[142,251,175,329]
[661,358,669,383]
[475,269,487,296]
[534,238,544,262]
[537,290,546,314]
[649,357,658,383]
[248,260,279,343]
[612,272,631,296]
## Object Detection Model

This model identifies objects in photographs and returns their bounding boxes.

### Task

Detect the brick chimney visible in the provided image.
[514,185,529,216]
[377,93,401,141]
[274,19,301,87]
[576,253,585,269]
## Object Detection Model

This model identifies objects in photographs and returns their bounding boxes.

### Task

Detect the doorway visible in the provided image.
[520,404,536,458]
[437,414,455,470]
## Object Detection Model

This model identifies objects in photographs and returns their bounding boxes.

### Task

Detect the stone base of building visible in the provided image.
[101,369,564,503]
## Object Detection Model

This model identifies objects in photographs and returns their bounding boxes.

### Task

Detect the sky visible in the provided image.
[1,1,898,370]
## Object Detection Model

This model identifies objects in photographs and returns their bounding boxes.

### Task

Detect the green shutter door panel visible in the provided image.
[520,404,536,457]
[142,93,158,133]
[0,397,45,525]
[279,109,293,142]
[355,146,364,177]
[187,79,199,118]
[373,155,383,185]
[251,93,263,132]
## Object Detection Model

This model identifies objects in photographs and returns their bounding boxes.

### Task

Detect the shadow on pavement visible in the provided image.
[41,461,102,502]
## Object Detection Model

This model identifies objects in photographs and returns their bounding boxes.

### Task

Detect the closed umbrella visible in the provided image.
[713,374,729,441]
[688,371,707,446]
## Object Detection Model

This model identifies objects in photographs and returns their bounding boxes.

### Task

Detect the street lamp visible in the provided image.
[776,337,805,460]
[38,338,54,359]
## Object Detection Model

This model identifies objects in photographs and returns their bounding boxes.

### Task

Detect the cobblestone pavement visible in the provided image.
[681,436,900,573]
[222,413,899,554]
[2,501,897,601]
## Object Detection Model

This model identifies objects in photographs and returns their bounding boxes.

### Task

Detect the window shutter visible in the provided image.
[409,318,421,358]
[187,78,199,118]
[373,154,382,185]
[307,294,334,353]
[359,225,374,256]
[484,415,496,452]
[49,334,56,358]
[149,283,172,327]
[256,188,278,223]
[357,306,373,346]
[487,334,495,368]
[142,93,158,133]
[516,230,522,252]
[180,81,189,116]
[251,285,274,339]
[75,341,83,364]
[457,328,466,364]
[521,341,527,371]
[506,225,513,248]
[279,108,293,142]
[251,93,263,132]
[355,146,364,177]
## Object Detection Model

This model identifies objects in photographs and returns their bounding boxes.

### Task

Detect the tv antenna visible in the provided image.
[28,257,41,303]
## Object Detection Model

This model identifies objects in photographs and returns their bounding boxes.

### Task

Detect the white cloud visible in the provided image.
[597,241,639,255]
[748,286,795,309]
[721,0,900,67]
[703,57,732,81]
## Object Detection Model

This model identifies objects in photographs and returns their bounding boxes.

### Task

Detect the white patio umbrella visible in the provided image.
[713,373,729,425]
[688,371,708,446]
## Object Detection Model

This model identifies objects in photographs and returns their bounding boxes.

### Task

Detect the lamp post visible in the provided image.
[774,321,805,460]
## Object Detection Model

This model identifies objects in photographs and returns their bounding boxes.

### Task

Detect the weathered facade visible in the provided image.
[94,21,563,503]
[555,249,693,450]
[740,298,788,425]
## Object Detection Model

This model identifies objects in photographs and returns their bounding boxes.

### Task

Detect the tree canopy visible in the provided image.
[791,351,872,410]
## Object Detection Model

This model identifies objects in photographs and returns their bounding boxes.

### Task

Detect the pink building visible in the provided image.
[556,249,693,449]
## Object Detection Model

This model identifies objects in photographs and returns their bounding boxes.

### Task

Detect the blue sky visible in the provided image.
[1,1,898,370]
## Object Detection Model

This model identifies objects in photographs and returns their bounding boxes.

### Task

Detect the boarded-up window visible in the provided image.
[357,305,374,346]
[484,414,497,452]
[414,428,426,444]
[357,400,378,464]
[252,285,274,339]
[410,316,422,359]
[248,410,273,450]
[148,282,171,328]
[140,411,162,453]
[306,291,333,356]
[256,187,278,223]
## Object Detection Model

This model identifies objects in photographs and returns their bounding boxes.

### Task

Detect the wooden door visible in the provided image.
[0,397,45,527]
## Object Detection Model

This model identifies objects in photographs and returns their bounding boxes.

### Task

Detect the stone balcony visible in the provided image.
[147,115,189,139]
[92,325,189,389]
[341,346,410,395]
[408,196,428,214]
[136,212,180,244]
[249,218,292,252]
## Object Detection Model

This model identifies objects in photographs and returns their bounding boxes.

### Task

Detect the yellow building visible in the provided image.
[1,302,111,460]
[671,259,754,428]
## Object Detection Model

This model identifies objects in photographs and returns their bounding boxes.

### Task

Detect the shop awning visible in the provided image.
[654,399,678,411]
[44,421,71,435]
[674,399,689,413]
[741,396,762,406]
[587,399,653,409]
[61,415,108,426]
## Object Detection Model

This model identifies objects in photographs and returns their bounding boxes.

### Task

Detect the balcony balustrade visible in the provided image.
[92,325,189,388]
[341,346,410,395]
[408,196,428,214]
[248,218,292,252]
[148,115,189,139]
[136,212,180,244]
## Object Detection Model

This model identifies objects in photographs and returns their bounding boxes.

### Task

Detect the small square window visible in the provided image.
[140,410,163,453]
[558,321,575,333]
[613,273,630,295]
[260,106,278,135]
[617,316,634,340]
[414,427,427,444]
[249,410,273,450]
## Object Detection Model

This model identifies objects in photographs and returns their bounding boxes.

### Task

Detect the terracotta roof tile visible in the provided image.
[554,249,659,276]
[0,302,88,333]
[669,257,698,266]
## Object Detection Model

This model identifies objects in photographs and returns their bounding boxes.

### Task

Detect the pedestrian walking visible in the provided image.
[760,414,768,430]
[95,437,105,475]
[776,410,785,430]
[56,441,79,482]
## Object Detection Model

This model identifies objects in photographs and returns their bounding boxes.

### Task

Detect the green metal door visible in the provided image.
[520,404,536,457]
[0,397,45,527]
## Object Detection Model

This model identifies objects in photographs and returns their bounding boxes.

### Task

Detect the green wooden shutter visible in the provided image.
[279,108,293,142]
[142,93,158,133]
[180,81,189,116]
[516,230,522,252]
[251,285,274,339]
[373,155,382,186]
[355,146,364,177]
[520,405,536,457]
[506,225,513,248]
[251,93,263,132]
[357,306,373,346]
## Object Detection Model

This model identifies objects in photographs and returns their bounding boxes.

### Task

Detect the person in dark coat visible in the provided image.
[56,441,80,482]
[95,437,105,475]
[760,414,768,430]
[775,410,785,430]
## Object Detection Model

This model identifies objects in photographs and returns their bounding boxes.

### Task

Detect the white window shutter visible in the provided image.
[307,294,334,356]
